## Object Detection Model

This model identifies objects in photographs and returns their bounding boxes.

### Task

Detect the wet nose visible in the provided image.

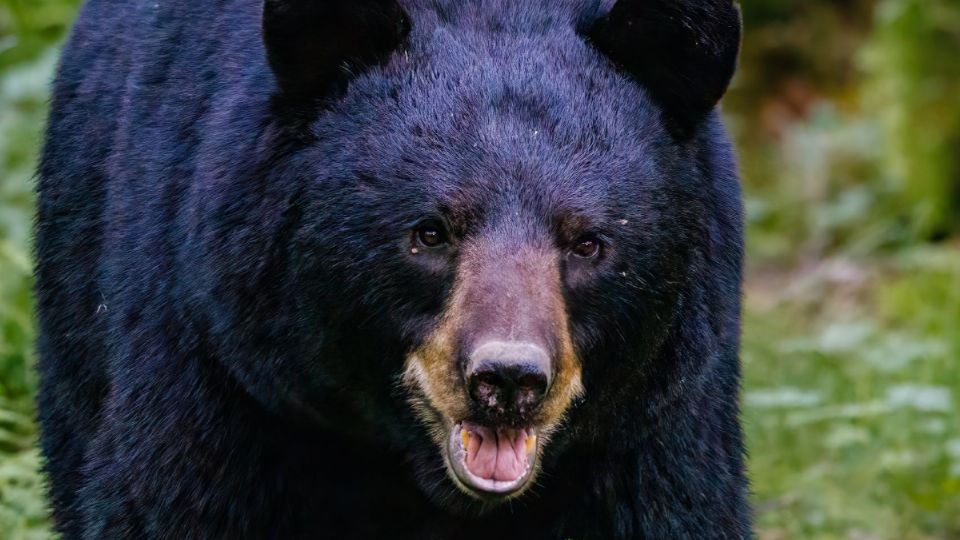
[466,342,551,421]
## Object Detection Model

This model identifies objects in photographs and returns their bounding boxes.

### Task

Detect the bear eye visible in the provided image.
[415,223,448,248]
[571,236,601,259]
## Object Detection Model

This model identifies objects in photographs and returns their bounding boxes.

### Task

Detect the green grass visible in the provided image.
[744,250,960,539]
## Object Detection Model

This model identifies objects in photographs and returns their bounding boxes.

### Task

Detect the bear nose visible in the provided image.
[466,342,551,421]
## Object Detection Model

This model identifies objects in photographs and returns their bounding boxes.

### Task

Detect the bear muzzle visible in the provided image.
[465,341,552,426]
[402,237,583,500]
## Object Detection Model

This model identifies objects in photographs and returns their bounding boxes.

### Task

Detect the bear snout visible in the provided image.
[466,341,552,425]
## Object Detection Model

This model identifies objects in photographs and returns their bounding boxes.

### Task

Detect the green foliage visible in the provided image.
[732,0,960,262]
[861,0,960,239]
[0,50,57,401]
[1,1,78,537]
[0,0,79,400]
[0,403,47,539]
[735,106,915,262]
[744,251,960,538]
[0,0,82,69]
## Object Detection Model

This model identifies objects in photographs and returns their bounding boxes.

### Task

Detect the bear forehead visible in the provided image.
[305,0,675,218]
[396,29,660,145]
[399,0,614,33]
[321,0,662,144]
[321,25,668,186]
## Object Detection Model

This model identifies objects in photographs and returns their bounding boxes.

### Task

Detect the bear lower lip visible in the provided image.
[446,421,538,497]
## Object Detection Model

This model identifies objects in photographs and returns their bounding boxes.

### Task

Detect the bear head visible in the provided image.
[200,0,741,514]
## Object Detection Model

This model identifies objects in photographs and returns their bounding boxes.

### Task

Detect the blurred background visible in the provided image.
[0,0,958,538]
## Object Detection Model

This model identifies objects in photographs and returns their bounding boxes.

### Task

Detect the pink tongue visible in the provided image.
[463,424,528,482]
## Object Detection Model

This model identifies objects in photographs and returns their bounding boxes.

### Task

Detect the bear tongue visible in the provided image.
[463,424,528,482]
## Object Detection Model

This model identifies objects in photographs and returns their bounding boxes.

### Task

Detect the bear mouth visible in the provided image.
[445,421,539,497]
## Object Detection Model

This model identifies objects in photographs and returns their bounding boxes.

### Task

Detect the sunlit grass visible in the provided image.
[744,251,960,539]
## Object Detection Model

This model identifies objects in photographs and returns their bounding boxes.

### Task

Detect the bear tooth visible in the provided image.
[461,429,470,450]
[525,434,536,454]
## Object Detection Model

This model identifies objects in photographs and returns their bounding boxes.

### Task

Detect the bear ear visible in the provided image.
[585,0,742,136]
[262,0,409,99]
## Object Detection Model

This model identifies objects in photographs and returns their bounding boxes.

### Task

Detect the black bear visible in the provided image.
[35,0,747,538]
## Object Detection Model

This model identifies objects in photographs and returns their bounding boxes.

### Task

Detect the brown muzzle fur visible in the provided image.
[403,233,582,441]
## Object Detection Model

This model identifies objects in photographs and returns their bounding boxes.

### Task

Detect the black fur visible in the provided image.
[263,0,410,98]
[36,0,748,538]
[588,0,742,135]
